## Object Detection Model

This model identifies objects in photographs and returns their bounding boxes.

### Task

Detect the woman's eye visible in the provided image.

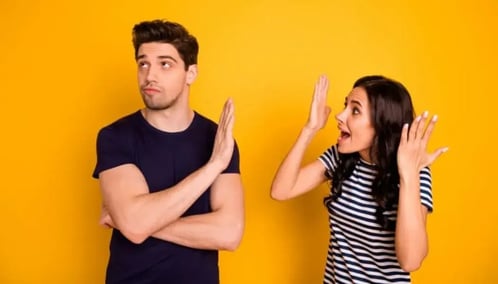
[352,108,360,115]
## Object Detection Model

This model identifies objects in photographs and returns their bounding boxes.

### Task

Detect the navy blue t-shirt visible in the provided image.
[93,110,240,284]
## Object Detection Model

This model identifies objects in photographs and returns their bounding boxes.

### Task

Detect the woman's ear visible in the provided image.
[186,64,198,85]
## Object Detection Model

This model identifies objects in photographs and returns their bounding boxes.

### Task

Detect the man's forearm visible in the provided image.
[101,210,243,251]
[101,161,226,244]
[152,211,244,251]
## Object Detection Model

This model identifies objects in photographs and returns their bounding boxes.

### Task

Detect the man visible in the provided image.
[93,19,244,284]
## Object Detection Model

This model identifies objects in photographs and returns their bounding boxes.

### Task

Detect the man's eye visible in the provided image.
[138,62,149,68]
[161,62,171,68]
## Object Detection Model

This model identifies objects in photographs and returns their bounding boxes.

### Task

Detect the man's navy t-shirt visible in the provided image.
[93,110,240,284]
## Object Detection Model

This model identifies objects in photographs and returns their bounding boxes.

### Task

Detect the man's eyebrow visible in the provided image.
[157,55,178,62]
[136,55,178,63]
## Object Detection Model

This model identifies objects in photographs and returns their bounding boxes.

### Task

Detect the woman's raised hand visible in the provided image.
[305,75,331,133]
[397,111,448,177]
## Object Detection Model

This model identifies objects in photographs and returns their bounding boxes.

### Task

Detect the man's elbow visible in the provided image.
[220,222,244,251]
[123,231,149,244]
[116,220,151,244]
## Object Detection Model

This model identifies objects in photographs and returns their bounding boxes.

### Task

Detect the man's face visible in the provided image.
[136,42,197,111]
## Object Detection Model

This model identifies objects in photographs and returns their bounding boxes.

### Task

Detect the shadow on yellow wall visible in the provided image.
[1,0,497,283]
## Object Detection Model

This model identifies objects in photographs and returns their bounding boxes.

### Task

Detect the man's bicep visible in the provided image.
[210,173,244,218]
[99,164,149,218]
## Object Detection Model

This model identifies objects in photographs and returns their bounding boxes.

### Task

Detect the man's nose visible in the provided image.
[146,65,158,82]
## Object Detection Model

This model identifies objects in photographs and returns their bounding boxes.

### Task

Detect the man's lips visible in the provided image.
[143,87,160,94]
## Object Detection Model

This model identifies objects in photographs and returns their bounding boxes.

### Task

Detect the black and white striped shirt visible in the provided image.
[319,145,433,284]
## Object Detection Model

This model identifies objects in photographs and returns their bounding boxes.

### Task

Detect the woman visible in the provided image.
[271,75,447,283]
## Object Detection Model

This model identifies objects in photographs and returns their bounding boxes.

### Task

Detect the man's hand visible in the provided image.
[209,98,235,171]
[99,204,115,229]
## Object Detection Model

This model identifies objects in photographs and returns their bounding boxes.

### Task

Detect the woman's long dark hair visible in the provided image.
[327,75,415,230]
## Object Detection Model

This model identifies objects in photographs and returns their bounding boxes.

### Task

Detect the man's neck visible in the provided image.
[141,106,195,133]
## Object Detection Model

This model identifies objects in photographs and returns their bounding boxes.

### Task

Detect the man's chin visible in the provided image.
[143,100,171,111]
[146,105,170,111]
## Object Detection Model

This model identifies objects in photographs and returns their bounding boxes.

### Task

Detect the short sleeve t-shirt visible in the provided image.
[93,110,240,284]
[319,144,433,284]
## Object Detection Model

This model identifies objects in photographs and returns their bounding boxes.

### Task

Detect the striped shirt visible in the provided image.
[319,145,433,284]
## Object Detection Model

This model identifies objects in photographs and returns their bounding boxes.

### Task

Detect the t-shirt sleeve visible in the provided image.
[318,144,340,174]
[419,167,434,212]
[92,126,134,179]
[222,140,240,174]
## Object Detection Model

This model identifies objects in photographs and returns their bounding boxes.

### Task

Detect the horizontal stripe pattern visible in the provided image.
[319,145,433,283]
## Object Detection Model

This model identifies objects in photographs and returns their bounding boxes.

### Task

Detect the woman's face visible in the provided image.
[335,87,376,163]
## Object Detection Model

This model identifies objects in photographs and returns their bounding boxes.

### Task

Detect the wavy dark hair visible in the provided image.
[132,19,198,70]
[327,75,415,230]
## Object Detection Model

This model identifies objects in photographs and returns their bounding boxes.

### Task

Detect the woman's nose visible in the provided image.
[335,110,345,123]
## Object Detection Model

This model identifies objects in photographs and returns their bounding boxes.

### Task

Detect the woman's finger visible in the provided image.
[400,123,409,145]
[425,146,449,166]
[408,114,420,141]
[421,114,438,145]
[415,111,428,140]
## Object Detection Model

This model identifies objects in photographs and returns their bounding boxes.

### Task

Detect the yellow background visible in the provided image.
[1,0,497,283]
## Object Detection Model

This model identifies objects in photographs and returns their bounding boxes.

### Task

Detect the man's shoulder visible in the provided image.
[98,111,142,137]
[194,111,217,125]
[101,111,141,130]
[192,111,219,132]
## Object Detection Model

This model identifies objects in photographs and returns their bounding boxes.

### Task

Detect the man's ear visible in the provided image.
[186,64,198,85]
